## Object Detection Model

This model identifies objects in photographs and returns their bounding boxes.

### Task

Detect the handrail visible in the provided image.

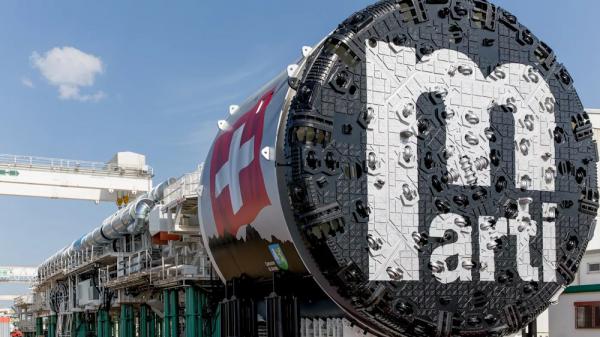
[161,168,202,207]
[0,153,153,176]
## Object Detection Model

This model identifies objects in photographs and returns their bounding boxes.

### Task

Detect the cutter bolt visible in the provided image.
[455,217,469,227]
[465,111,480,125]
[465,132,479,146]
[545,168,555,184]
[524,115,534,131]
[443,145,455,160]
[474,156,490,171]
[402,184,416,201]
[443,169,460,184]
[460,156,478,186]
[480,219,494,231]
[462,260,475,270]
[430,261,445,273]
[519,139,531,155]
[412,232,422,244]
[368,234,383,251]
[368,152,378,170]
[458,65,473,75]
[520,175,532,190]
[386,266,404,281]
[403,146,413,163]
[402,103,414,118]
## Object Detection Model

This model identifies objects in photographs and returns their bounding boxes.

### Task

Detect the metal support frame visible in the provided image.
[184,287,204,337]
[140,305,149,337]
[521,320,537,337]
[220,297,257,337]
[47,315,57,337]
[163,290,170,337]
[97,309,112,337]
[119,305,135,337]
[157,314,163,337]
[163,289,179,337]
[266,293,300,337]
[212,305,221,337]
[35,317,43,337]
[140,305,160,337]
[72,312,88,337]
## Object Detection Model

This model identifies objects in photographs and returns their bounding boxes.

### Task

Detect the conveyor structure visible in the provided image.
[13,1,600,337]
[27,167,219,337]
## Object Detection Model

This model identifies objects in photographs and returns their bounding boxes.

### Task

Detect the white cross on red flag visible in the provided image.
[209,90,274,237]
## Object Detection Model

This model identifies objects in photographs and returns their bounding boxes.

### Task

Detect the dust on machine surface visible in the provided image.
[199,0,598,336]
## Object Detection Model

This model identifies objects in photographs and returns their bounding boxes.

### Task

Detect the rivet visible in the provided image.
[386,266,404,281]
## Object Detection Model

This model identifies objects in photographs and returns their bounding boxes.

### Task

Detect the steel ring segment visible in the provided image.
[279,1,597,336]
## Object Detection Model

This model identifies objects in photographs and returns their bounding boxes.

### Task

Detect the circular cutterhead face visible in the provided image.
[281,1,598,336]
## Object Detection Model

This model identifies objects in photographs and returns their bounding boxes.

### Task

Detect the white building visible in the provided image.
[548,250,600,337]
[532,249,600,337]
[545,110,600,337]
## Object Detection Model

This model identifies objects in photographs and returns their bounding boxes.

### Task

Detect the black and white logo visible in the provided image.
[286,1,598,336]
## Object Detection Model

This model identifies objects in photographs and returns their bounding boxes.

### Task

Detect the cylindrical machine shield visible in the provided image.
[199,72,307,280]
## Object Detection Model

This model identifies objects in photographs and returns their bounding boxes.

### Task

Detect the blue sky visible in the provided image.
[0,0,598,304]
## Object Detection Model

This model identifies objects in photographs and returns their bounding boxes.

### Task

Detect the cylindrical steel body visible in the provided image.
[199,72,307,279]
[39,179,174,272]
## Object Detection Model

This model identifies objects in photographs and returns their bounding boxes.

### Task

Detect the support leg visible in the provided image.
[48,315,57,337]
[119,305,134,337]
[185,287,199,337]
[163,290,170,337]
[140,305,148,337]
[170,290,178,337]
[72,312,87,337]
[521,320,537,337]
[149,310,156,337]
[35,317,43,337]
[97,309,111,337]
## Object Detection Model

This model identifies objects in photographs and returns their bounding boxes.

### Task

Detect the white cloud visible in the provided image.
[21,77,34,88]
[30,46,105,102]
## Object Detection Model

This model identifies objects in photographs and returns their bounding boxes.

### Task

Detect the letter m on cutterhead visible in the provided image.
[365,41,598,284]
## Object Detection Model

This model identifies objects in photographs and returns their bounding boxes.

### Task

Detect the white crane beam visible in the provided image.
[0,266,36,283]
[0,152,153,203]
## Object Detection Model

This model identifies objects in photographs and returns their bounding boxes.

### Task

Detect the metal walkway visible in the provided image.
[0,152,153,203]
[0,266,37,283]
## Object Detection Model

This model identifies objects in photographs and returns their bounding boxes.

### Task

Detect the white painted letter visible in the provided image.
[479,216,508,281]
[430,214,473,283]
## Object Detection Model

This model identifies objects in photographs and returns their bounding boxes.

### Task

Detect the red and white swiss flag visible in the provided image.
[209,90,274,237]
